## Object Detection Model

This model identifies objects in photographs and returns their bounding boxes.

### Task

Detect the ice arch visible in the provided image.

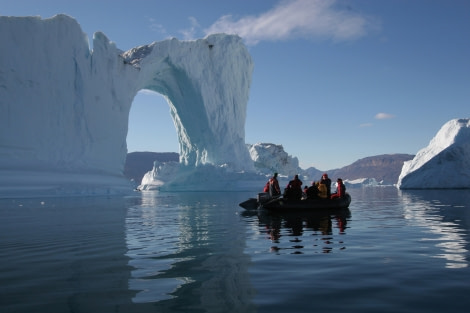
[123,35,254,170]
[0,15,254,196]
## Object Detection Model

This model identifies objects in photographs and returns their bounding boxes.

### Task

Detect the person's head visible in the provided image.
[337,178,343,183]
[294,174,298,179]
[322,173,328,179]
[274,172,278,177]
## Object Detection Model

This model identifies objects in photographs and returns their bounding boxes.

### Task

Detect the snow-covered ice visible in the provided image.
[248,143,301,176]
[397,118,470,189]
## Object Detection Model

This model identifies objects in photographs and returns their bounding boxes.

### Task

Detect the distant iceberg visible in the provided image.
[345,178,383,187]
[397,118,470,189]
[247,143,301,176]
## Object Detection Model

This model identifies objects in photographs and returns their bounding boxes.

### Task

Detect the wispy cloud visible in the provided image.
[180,17,201,40]
[375,113,395,120]
[148,18,168,36]
[360,112,395,127]
[204,0,378,45]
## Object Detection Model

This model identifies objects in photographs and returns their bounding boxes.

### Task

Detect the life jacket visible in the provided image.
[269,178,280,195]
[263,181,269,192]
[337,183,345,197]
[318,183,327,199]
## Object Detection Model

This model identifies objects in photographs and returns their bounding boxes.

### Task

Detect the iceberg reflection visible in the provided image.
[400,190,470,269]
[125,192,256,311]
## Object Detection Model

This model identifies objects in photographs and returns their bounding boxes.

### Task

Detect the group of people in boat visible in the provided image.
[263,172,346,201]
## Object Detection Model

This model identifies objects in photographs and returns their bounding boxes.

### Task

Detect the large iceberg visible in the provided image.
[0,15,254,196]
[397,118,470,189]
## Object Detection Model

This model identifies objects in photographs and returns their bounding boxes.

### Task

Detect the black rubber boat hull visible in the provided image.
[239,198,258,210]
[261,193,351,212]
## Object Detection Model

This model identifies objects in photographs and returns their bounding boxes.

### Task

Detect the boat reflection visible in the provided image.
[246,208,351,254]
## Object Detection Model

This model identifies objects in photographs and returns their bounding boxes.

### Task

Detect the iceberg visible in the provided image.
[397,118,470,189]
[248,143,301,176]
[0,15,254,196]
[138,143,302,191]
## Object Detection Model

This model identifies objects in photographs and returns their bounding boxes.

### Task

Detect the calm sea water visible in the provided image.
[1,187,469,313]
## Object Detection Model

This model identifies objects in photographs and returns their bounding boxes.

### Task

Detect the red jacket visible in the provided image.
[331,182,345,199]
[337,183,345,197]
[269,177,281,194]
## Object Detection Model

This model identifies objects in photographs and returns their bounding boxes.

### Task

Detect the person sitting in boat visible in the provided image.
[317,181,328,199]
[263,172,281,196]
[331,178,346,199]
[268,172,281,197]
[284,174,303,200]
[306,181,320,199]
[320,173,332,198]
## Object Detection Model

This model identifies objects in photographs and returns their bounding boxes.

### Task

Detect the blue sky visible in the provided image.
[2,0,469,170]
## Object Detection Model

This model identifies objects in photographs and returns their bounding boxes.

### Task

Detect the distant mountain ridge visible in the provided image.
[124,151,414,186]
[326,154,414,185]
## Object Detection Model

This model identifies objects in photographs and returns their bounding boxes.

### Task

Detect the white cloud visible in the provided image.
[179,17,201,40]
[204,0,378,45]
[148,18,167,36]
[375,113,395,120]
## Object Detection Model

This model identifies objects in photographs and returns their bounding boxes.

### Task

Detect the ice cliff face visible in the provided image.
[0,15,254,195]
[397,118,470,189]
[0,15,135,176]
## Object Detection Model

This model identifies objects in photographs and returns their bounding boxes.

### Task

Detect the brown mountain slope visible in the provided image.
[327,154,414,185]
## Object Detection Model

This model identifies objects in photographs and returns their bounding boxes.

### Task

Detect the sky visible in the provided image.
[2,0,469,170]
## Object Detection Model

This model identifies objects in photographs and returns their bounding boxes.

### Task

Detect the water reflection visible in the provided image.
[0,196,138,312]
[244,208,351,254]
[400,189,470,269]
[125,191,256,312]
